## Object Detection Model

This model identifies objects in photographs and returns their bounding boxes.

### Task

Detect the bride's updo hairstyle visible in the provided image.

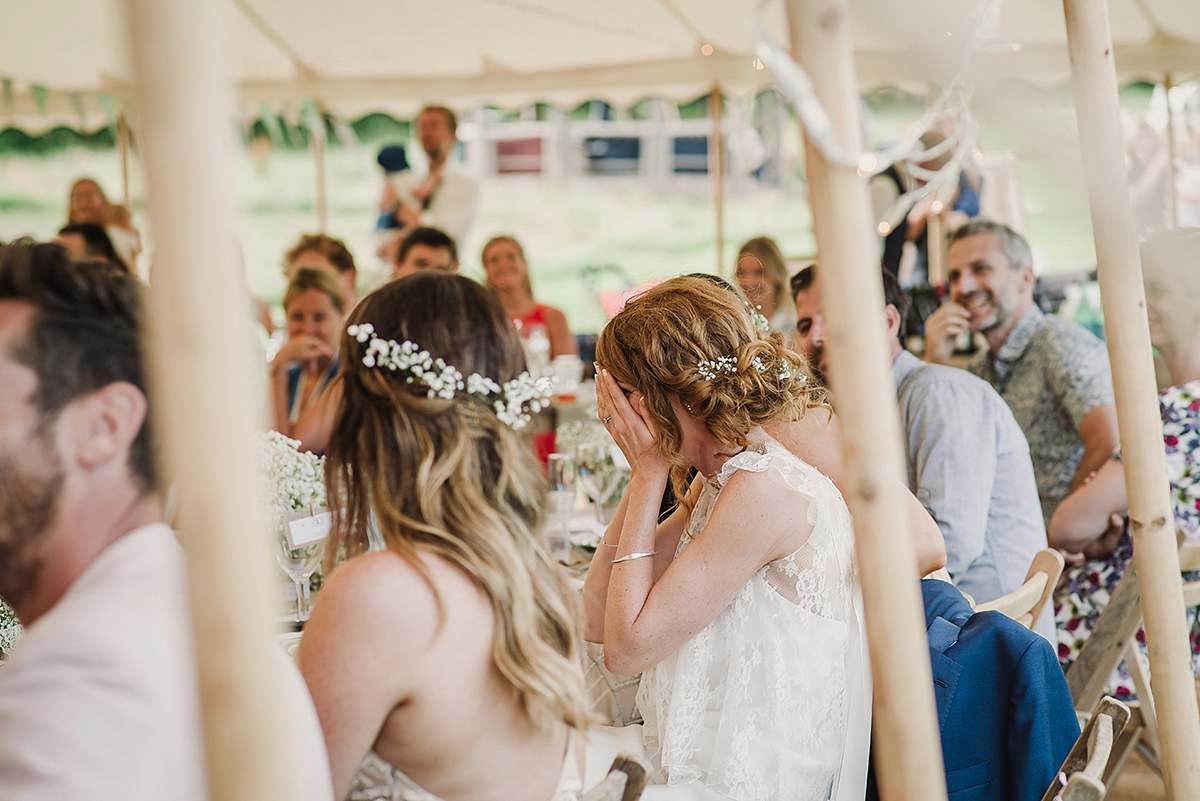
[325,272,590,732]
[596,274,825,502]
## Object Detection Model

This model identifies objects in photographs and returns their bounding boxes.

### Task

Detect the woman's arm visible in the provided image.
[580,467,697,643]
[290,380,342,454]
[542,306,579,360]
[1049,457,1127,554]
[580,370,694,643]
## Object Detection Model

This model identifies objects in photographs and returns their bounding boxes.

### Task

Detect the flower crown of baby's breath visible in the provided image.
[695,350,800,382]
[346,323,552,430]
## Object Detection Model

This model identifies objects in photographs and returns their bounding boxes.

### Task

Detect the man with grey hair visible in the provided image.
[925,219,1118,522]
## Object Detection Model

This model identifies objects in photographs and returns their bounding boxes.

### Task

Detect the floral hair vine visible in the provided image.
[346,323,553,430]
[744,302,770,333]
[696,352,800,382]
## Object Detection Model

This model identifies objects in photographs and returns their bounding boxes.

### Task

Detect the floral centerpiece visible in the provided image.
[259,431,328,592]
[0,598,21,656]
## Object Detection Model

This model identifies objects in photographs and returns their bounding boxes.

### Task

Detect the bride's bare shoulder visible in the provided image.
[763,407,844,481]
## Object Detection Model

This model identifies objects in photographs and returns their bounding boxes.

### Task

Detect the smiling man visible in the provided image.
[924,219,1118,521]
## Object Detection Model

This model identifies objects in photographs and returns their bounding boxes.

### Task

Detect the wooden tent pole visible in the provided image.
[1164,74,1178,229]
[711,84,725,276]
[786,2,948,800]
[312,107,328,232]
[124,1,291,799]
[117,111,131,206]
[1062,3,1200,799]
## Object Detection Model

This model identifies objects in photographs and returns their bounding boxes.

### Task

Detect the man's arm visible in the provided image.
[1069,404,1119,492]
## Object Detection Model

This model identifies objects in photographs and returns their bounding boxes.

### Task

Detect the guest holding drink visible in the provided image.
[482,235,577,360]
[269,267,343,453]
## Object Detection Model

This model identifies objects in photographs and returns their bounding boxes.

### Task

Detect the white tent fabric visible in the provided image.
[1,0,1197,131]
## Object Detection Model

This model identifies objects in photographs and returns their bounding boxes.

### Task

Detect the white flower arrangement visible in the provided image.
[259,431,327,534]
[0,598,21,656]
[347,323,553,429]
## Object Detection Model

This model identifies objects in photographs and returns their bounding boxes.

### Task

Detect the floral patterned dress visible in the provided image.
[1053,380,1200,699]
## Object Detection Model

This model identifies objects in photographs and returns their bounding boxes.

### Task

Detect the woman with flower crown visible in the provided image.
[297,272,639,801]
[583,275,946,801]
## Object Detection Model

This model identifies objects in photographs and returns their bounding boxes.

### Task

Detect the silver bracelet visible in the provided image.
[611,551,656,564]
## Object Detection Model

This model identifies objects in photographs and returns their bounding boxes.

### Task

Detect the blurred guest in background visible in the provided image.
[376,106,480,245]
[269,267,343,453]
[482,235,576,359]
[735,236,796,334]
[283,233,358,311]
[391,226,457,280]
[56,223,128,272]
[64,178,141,269]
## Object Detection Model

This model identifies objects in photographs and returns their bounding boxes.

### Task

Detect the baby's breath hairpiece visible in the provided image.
[744,302,770,333]
[346,323,553,429]
[696,351,801,382]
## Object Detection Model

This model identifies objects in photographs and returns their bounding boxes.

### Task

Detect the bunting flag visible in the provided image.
[30,84,47,115]
[301,99,325,144]
[1,78,12,114]
[96,93,116,122]
[69,92,86,129]
[259,101,286,147]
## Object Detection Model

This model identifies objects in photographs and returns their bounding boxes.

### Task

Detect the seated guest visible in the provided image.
[64,177,141,269]
[0,242,331,800]
[792,265,1052,642]
[1050,227,1200,696]
[269,268,343,454]
[482,235,578,359]
[735,236,797,333]
[924,220,1118,523]
[391,225,457,280]
[298,273,638,799]
[284,233,358,311]
[56,222,129,272]
[583,276,945,799]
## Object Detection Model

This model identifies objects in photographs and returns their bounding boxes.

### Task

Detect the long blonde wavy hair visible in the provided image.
[324,272,590,732]
[595,275,827,505]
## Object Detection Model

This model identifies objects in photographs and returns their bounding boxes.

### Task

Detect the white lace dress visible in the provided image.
[635,433,871,801]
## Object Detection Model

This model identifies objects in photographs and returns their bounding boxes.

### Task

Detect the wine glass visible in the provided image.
[576,443,626,523]
[276,527,327,622]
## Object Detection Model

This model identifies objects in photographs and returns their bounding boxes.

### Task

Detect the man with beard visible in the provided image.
[0,242,331,800]
[924,220,1118,522]
[792,264,1053,641]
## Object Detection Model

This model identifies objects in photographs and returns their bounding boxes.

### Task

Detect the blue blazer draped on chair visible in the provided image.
[921,579,1079,801]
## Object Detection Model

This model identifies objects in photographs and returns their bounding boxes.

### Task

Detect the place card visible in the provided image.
[283,508,331,550]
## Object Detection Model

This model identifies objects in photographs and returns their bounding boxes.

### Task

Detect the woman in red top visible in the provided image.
[482,235,577,359]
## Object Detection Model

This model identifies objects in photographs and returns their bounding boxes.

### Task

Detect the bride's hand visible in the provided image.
[595,367,668,475]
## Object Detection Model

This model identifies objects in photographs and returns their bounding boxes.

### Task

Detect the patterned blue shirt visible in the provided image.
[967,305,1115,522]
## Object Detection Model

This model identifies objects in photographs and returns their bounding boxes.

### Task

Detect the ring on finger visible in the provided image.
[602,416,613,424]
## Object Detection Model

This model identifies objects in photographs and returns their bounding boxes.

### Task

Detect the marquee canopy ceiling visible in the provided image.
[2,0,1197,131]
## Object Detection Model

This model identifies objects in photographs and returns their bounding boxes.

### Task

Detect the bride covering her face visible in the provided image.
[583,276,945,801]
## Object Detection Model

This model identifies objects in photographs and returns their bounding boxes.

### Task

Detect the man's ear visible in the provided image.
[884,304,903,341]
[1018,264,1037,294]
[69,382,147,470]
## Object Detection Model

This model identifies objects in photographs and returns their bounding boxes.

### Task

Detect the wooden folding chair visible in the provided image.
[1040,696,1131,801]
[581,754,650,801]
[1064,533,1200,783]
[976,548,1065,630]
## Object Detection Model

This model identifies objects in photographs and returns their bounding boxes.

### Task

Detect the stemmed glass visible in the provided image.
[276,526,327,622]
[576,443,627,524]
